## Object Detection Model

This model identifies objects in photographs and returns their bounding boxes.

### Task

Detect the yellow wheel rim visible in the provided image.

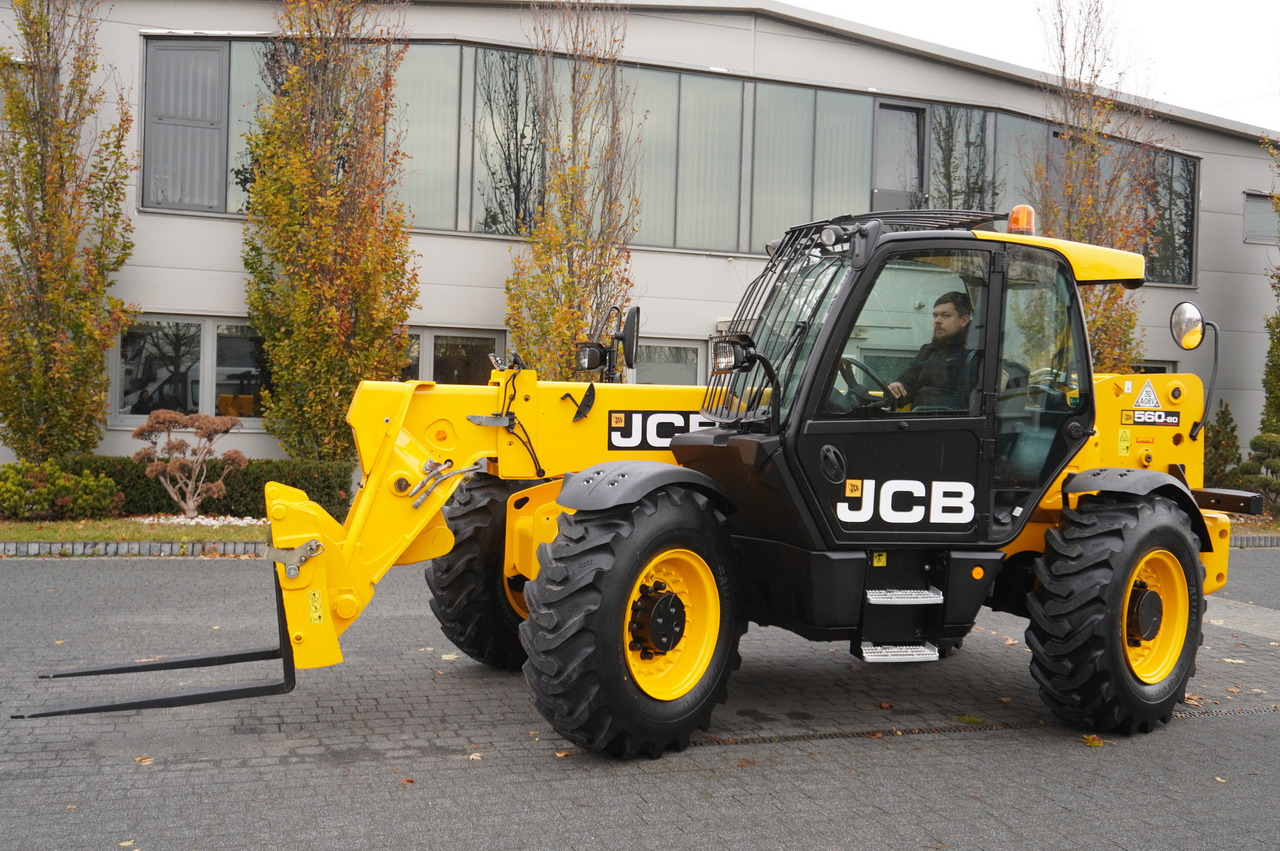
[503,563,530,621]
[625,548,721,701]
[1122,549,1190,684]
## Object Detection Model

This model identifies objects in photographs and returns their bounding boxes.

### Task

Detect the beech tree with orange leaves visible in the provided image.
[0,0,135,461]
[504,0,641,381]
[243,0,418,461]
[1027,0,1166,374]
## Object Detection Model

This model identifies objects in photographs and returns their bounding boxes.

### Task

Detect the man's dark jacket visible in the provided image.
[894,334,971,410]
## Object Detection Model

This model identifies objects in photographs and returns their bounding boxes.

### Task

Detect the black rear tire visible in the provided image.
[1026,494,1204,734]
[520,486,743,758]
[425,474,541,671]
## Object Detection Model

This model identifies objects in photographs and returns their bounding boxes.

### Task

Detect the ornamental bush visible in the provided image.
[0,461,122,520]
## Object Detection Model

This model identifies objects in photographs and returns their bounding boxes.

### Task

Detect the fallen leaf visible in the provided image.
[997,697,1012,703]
[66,805,76,810]
[866,731,884,739]
[441,653,460,661]
[892,727,903,736]
[1004,638,1019,646]
[118,843,135,848]
[1251,689,1268,694]
[1207,618,1224,625]
[468,753,482,761]
[951,715,985,725]
[554,750,571,758]
[1227,687,1242,694]
[737,758,758,767]
[1222,659,1245,664]
[435,670,445,675]
[54,640,65,645]
[1215,776,1227,783]
[400,777,414,785]
[134,756,153,766]
[877,702,894,709]
[1079,734,1106,746]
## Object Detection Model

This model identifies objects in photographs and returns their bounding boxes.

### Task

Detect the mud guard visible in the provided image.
[557,459,735,516]
[1063,467,1211,551]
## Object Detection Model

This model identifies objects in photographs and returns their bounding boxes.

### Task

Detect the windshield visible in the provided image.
[702,222,849,424]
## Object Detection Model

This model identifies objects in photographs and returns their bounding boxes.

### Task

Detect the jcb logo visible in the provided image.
[1122,409,1180,426]
[836,479,975,525]
[608,411,715,450]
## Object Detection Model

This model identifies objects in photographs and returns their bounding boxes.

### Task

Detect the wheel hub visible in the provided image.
[629,582,686,659]
[1126,581,1164,644]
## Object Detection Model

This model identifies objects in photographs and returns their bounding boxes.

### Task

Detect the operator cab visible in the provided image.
[686,209,1097,549]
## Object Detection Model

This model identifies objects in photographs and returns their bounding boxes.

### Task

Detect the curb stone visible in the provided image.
[0,536,1275,557]
[0,541,269,557]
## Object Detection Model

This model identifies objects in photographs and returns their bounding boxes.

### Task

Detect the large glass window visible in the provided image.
[471,48,542,234]
[812,90,873,222]
[398,45,463,230]
[1146,151,1196,285]
[118,321,203,414]
[749,85,874,249]
[1245,192,1280,244]
[872,105,923,210]
[215,324,266,416]
[142,40,230,211]
[629,68,679,247]
[675,74,743,251]
[752,84,816,249]
[992,113,1046,211]
[635,342,702,385]
[400,329,504,384]
[929,105,994,210]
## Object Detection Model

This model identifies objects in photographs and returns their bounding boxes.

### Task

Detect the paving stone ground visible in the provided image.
[2,550,1278,849]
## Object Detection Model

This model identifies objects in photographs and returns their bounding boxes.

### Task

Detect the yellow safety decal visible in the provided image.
[873,552,887,567]
[1118,428,1131,456]
[1121,411,1134,425]
[845,479,863,498]
[308,589,323,624]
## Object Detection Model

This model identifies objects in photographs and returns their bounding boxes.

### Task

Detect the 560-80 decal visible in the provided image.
[1121,409,1180,426]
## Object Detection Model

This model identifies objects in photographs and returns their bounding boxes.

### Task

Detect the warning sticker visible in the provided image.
[1133,379,1162,409]
[1118,428,1131,456]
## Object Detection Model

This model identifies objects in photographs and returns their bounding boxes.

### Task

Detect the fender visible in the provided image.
[557,459,735,516]
[1063,467,1211,551]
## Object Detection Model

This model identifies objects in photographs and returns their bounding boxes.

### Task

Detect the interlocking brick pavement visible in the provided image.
[2,552,1278,849]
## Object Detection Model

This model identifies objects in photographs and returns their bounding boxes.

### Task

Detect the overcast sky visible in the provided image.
[789,0,1280,134]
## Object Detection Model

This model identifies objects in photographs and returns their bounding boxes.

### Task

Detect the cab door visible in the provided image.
[792,243,1002,546]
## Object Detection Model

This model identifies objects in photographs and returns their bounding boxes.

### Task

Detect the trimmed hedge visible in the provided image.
[57,455,355,522]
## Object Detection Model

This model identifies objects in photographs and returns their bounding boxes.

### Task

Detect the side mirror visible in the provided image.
[619,306,640,369]
[1170,301,1205,351]
[1169,301,1219,441]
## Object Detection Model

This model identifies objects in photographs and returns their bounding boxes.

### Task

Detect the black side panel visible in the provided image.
[731,536,868,640]
[671,428,825,551]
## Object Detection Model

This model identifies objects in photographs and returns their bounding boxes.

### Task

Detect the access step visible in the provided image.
[859,641,940,663]
[865,587,944,605]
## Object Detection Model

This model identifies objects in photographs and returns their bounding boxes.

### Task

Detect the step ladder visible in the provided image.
[859,585,944,662]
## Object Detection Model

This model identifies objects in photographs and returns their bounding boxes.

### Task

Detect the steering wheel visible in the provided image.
[836,356,897,410]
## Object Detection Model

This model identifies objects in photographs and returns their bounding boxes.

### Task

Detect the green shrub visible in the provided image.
[1235,433,1280,515]
[0,461,122,520]
[58,455,355,521]
[1204,400,1242,488]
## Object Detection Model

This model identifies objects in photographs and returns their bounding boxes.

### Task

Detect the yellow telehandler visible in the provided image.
[18,207,1259,760]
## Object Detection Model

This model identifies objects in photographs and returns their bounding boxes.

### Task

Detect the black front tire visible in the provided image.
[1026,494,1204,734]
[425,474,541,671]
[520,486,743,758]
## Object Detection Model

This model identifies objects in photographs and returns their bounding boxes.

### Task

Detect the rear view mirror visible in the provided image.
[1170,302,1205,351]
[620,306,640,369]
